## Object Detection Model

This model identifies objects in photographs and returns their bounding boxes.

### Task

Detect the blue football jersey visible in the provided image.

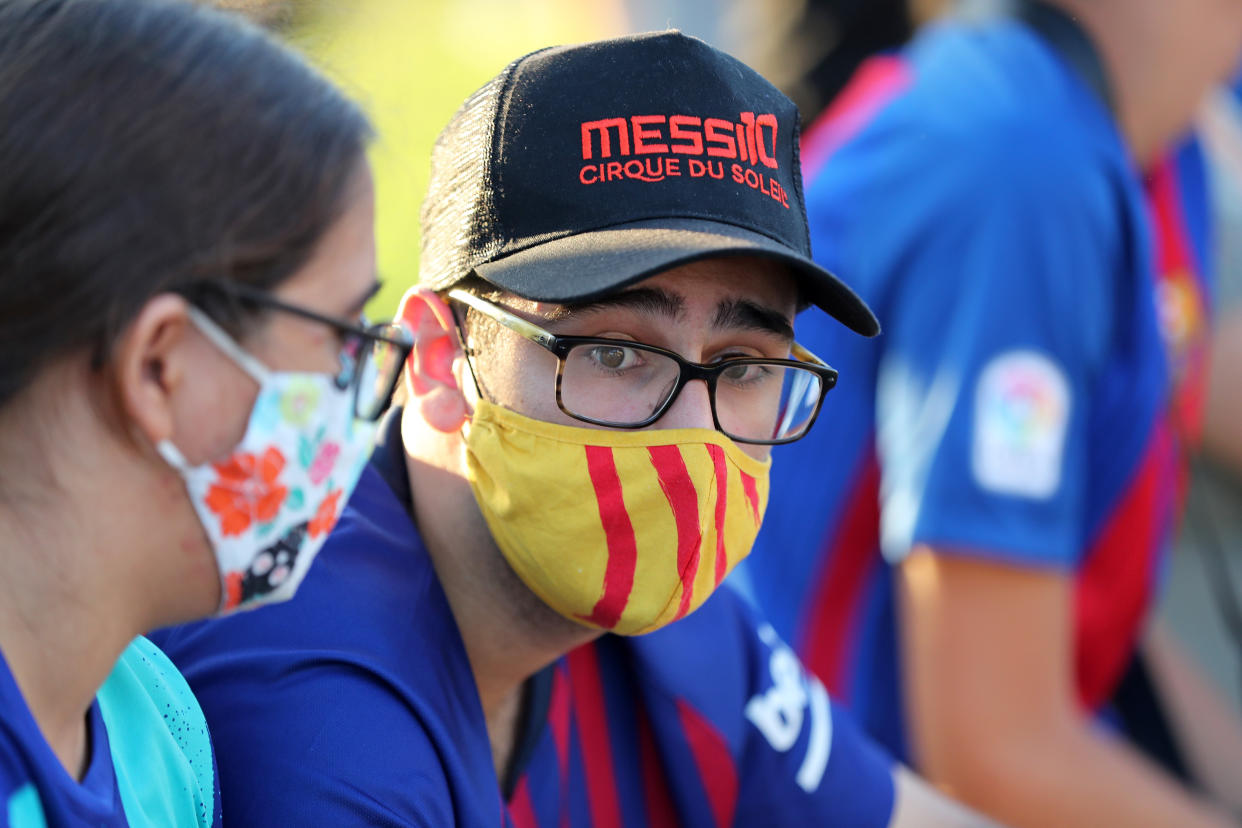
[506,585,894,828]
[154,410,896,827]
[738,16,1212,763]
[0,637,220,827]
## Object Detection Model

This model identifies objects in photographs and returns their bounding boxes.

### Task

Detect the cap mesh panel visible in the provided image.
[418,67,511,290]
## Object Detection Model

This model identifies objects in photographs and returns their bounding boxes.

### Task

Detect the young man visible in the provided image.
[740,0,1242,825]
[153,31,992,827]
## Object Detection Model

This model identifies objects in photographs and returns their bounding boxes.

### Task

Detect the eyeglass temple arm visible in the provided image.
[791,341,830,368]
[447,289,556,349]
[192,279,412,348]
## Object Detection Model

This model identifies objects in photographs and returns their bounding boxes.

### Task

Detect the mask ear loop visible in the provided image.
[156,305,273,473]
[184,304,271,385]
[156,438,191,472]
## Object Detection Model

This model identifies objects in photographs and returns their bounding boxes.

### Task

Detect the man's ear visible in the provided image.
[396,286,469,432]
[112,294,195,450]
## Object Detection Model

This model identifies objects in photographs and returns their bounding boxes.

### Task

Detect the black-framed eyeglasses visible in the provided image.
[449,289,838,445]
[185,280,413,422]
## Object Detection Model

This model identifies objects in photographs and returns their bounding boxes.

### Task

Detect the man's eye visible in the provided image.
[719,361,775,387]
[589,345,640,371]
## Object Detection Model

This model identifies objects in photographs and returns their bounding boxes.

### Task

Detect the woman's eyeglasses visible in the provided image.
[185,280,413,422]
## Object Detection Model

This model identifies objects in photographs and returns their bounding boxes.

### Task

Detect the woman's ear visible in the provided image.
[396,286,470,432]
[112,293,193,452]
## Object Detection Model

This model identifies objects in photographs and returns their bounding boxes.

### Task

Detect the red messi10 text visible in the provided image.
[580,113,780,168]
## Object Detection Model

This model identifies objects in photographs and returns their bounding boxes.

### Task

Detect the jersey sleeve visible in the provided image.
[859,132,1119,571]
[734,603,896,826]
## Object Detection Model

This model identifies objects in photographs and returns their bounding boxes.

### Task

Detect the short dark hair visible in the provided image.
[0,0,372,410]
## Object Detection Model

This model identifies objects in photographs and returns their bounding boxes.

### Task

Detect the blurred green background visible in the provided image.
[278,0,626,320]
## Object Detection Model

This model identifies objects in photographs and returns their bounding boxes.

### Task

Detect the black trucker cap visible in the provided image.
[419,30,880,337]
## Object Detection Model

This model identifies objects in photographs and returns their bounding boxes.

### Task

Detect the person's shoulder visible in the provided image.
[153,458,473,755]
[827,18,1119,191]
[187,653,488,827]
[154,462,449,694]
[912,19,1108,134]
[173,625,491,826]
[97,637,217,827]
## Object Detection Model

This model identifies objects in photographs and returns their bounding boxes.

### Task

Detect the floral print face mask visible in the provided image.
[157,306,376,615]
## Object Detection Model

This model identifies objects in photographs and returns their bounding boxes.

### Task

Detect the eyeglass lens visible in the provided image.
[558,343,823,442]
[351,323,407,421]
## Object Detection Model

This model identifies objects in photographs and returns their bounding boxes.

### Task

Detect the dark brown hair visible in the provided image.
[0,0,372,409]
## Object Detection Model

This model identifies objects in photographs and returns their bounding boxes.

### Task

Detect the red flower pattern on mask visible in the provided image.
[204,447,289,537]
[307,489,343,538]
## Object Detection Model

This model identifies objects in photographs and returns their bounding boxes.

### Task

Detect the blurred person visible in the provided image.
[620,0,948,121]
[739,0,1242,825]
[1198,83,1242,480]
[1133,76,1242,805]
[0,0,410,823]
[155,31,999,827]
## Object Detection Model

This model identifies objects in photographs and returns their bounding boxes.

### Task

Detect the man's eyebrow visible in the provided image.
[712,298,794,340]
[544,287,685,322]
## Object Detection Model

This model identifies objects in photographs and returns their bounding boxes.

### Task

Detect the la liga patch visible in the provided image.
[971,350,1070,499]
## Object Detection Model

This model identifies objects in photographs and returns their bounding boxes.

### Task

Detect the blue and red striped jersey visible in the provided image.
[737,17,1212,764]
[153,410,897,827]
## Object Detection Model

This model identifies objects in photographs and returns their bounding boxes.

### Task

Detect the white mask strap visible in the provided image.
[185,305,271,384]
[156,438,190,472]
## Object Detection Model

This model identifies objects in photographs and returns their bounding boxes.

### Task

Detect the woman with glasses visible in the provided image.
[0,0,410,824]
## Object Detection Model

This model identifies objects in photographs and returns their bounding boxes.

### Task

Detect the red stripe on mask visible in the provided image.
[740,471,761,524]
[707,444,729,586]
[578,445,638,629]
[648,445,703,621]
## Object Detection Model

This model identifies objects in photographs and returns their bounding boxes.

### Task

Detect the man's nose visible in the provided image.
[653,378,715,432]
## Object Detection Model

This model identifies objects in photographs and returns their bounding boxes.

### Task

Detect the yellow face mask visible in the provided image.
[464,400,771,636]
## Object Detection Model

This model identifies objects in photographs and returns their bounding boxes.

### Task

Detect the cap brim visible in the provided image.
[472,217,880,337]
